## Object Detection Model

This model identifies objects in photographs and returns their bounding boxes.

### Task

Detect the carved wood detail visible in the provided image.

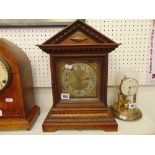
[43,20,115,44]
[45,118,115,123]
[70,35,87,42]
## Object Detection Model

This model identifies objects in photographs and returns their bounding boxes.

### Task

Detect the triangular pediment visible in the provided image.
[38,20,120,54]
[42,20,116,45]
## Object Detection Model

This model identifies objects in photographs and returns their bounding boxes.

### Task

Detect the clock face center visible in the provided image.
[120,77,139,96]
[69,66,89,90]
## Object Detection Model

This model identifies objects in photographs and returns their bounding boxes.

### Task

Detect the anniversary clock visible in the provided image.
[112,75,142,121]
[0,38,40,130]
[38,20,120,132]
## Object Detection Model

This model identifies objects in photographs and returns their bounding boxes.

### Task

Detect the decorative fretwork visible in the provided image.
[45,118,115,124]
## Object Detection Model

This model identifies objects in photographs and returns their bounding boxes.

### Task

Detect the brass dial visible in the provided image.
[0,57,12,91]
[62,63,96,97]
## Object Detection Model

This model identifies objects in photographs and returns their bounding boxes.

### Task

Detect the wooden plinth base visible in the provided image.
[0,105,40,131]
[42,107,118,132]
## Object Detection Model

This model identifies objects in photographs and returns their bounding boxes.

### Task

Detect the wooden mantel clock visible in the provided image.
[38,20,120,132]
[0,38,40,130]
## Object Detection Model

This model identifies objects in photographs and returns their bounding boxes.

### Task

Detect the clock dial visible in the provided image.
[0,57,12,91]
[61,63,97,97]
[120,77,138,96]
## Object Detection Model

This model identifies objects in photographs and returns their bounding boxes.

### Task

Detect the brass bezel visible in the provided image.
[59,60,101,100]
[120,77,139,96]
[0,56,12,92]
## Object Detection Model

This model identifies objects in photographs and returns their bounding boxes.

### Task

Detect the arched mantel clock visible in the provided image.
[38,20,120,132]
[0,38,40,130]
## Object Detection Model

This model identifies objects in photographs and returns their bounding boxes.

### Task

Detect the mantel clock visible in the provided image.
[0,39,40,130]
[38,20,120,132]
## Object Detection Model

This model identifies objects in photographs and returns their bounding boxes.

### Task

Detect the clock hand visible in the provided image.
[72,70,80,82]
[2,80,6,83]
[130,85,137,88]
[128,86,131,95]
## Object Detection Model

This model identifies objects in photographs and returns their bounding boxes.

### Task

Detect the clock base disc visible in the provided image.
[112,106,142,121]
[42,107,118,132]
[0,105,40,131]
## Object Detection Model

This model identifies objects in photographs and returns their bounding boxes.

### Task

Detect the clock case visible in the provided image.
[0,39,40,130]
[38,20,120,132]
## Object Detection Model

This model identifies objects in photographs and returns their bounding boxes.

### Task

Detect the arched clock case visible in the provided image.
[0,38,40,130]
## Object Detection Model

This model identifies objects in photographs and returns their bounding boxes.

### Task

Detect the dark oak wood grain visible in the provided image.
[0,39,40,131]
[38,20,120,132]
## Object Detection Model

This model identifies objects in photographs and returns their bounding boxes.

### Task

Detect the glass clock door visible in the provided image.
[56,58,103,104]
